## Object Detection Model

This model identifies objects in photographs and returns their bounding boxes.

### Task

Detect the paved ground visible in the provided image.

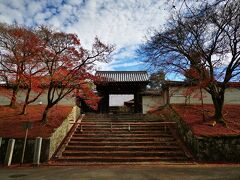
[1,164,240,180]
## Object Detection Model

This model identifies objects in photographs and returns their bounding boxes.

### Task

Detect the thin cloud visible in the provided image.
[0,0,170,70]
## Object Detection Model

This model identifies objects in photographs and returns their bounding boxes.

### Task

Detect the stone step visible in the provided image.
[65,145,181,151]
[84,119,155,122]
[76,128,170,132]
[78,123,170,126]
[78,123,169,130]
[84,116,148,119]
[82,121,162,124]
[72,133,173,137]
[84,114,144,117]
[84,116,145,118]
[72,133,171,139]
[84,116,146,119]
[73,132,171,136]
[79,123,169,126]
[67,141,179,146]
[70,137,176,142]
[75,129,170,133]
[53,113,191,165]
[62,150,185,157]
[57,156,188,163]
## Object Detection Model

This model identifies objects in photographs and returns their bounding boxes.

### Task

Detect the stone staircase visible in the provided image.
[52,113,193,165]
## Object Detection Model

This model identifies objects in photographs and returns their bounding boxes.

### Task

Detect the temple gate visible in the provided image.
[95,71,149,113]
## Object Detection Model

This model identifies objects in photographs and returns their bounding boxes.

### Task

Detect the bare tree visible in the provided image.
[139,0,240,125]
[148,70,165,90]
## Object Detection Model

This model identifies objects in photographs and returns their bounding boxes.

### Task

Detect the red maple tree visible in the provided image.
[37,27,114,124]
[1,24,114,124]
[0,24,26,107]
[0,24,47,113]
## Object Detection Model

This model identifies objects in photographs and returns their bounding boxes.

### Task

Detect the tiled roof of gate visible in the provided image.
[95,71,149,82]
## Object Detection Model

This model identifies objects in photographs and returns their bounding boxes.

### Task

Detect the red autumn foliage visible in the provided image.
[0,86,12,100]
[37,27,114,124]
[0,24,46,108]
[172,104,240,137]
[75,81,101,110]
[20,58,46,114]
[0,105,72,138]
[1,24,114,123]
[147,106,173,118]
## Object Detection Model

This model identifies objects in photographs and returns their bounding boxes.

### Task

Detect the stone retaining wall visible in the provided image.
[48,106,79,159]
[169,107,240,162]
[0,106,80,164]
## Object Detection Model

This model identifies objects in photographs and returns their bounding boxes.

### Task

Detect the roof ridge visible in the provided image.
[96,71,147,73]
[95,71,149,82]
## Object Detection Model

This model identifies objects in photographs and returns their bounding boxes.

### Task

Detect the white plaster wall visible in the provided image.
[142,96,165,114]
[224,88,240,104]
[0,88,75,106]
[169,87,240,104]
[109,94,133,106]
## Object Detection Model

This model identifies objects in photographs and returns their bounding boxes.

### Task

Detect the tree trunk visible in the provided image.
[41,105,52,125]
[9,87,18,108]
[200,87,205,121]
[21,103,27,115]
[211,91,225,125]
[213,98,224,123]
[20,88,31,115]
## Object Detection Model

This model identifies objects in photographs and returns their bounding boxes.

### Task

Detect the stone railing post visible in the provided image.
[4,139,15,166]
[0,137,2,149]
[33,137,42,166]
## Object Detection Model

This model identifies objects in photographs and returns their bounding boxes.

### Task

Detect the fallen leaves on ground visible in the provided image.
[0,105,72,138]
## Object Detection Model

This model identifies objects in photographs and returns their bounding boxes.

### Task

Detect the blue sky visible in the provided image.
[0,0,175,72]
